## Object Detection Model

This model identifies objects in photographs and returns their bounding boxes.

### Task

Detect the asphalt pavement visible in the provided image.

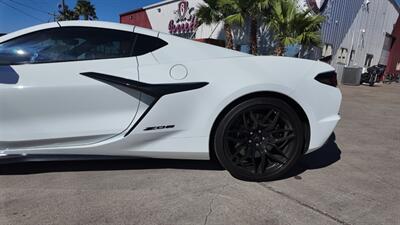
[0,84,399,225]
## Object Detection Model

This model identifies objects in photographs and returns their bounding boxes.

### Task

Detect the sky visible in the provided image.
[1,0,400,33]
[0,0,162,33]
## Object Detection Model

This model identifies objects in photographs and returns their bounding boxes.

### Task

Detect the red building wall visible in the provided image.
[386,17,400,75]
[120,9,152,29]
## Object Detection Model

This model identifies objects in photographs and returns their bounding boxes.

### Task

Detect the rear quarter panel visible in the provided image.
[136,56,323,138]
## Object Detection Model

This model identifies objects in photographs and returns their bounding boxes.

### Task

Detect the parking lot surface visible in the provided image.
[0,84,399,225]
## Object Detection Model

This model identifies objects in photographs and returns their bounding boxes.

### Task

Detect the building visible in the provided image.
[385,16,400,74]
[120,0,400,76]
[317,0,400,78]
[120,0,226,46]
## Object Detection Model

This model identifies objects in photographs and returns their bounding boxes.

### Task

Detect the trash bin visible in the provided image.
[341,66,362,86]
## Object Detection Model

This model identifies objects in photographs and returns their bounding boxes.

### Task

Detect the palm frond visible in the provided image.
[267,0,324,55]
[225,13,245,26]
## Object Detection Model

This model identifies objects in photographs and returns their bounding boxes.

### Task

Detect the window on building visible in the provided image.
[364,54,373,67]
[322,44,333,57]
[337,47,348,64]
[349,50,355,65]
[396,62,400,71]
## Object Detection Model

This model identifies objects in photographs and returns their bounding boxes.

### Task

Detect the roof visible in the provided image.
[120,0,180,16]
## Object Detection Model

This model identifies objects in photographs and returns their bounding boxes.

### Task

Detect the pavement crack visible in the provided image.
[203,184,229,225]
[261,184,352,225]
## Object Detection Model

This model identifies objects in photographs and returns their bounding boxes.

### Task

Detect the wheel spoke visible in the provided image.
[227,129,249,134]
[266,152,287,165]
[268,143,289,159]
[274,134,295,143]
[261,110,274,123]
[257,151,267,174]
[259,110,275,127]
[225,136,248,144]
[226,129,249,138]
[251,148,257,173]
[242,113,249,130]
[270,129,293,134]
[230,151,241,161]
[249,111,259,128]
[270,112,280,128]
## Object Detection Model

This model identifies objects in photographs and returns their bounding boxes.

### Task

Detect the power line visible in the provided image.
[0,0,45,22]
[7,0,56,16]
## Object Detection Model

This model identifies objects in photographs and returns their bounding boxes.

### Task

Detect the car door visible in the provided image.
[0,25,141,149]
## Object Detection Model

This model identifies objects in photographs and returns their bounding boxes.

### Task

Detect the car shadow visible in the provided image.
[277,133,342,180]
[0,158,224,175]
[0,134,341,179]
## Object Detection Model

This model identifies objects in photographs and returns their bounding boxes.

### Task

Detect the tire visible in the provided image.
[213,97,304,181]
[369,75,375,86]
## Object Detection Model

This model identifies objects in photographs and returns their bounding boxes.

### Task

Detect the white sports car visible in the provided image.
[0,21,341,181]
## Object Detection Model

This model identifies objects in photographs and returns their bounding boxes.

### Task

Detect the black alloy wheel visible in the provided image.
[214,97,304,181]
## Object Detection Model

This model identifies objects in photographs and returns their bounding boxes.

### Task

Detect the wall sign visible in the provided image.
[168,0,198,35]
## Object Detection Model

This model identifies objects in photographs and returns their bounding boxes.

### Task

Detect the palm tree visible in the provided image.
[196,0,236,49]
[268,0,298,56]
[295,9,325,57]
[57,4,78,21]
[267,0,324,56]
[74,0,98,20]
[222,0,270,55]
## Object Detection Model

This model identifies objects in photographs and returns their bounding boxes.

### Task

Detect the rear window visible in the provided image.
[132,33,168,56]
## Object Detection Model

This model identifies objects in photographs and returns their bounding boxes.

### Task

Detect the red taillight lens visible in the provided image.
[315,71,338,87]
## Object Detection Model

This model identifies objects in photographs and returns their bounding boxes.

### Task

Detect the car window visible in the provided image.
[0,27,136,65]
[132,33,168,56]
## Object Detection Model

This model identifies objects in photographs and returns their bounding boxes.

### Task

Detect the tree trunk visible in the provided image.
[274,43,285,56]
[250,17,258,55]
[224,23,234,49]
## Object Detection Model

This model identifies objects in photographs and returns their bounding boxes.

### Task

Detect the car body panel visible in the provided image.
[0,21,341,159]
[1,57,141,149]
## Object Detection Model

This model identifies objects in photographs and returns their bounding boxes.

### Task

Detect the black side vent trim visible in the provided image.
[80,72,208,98]
[80,72,209,136]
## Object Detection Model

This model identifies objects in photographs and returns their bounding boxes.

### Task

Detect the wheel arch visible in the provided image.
[209,91,311,161]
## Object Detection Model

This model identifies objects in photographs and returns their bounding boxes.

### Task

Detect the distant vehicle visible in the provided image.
[0,21,342,181]
[360,65,386,86]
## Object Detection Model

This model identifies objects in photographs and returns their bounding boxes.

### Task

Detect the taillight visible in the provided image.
[315,71,338,87]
